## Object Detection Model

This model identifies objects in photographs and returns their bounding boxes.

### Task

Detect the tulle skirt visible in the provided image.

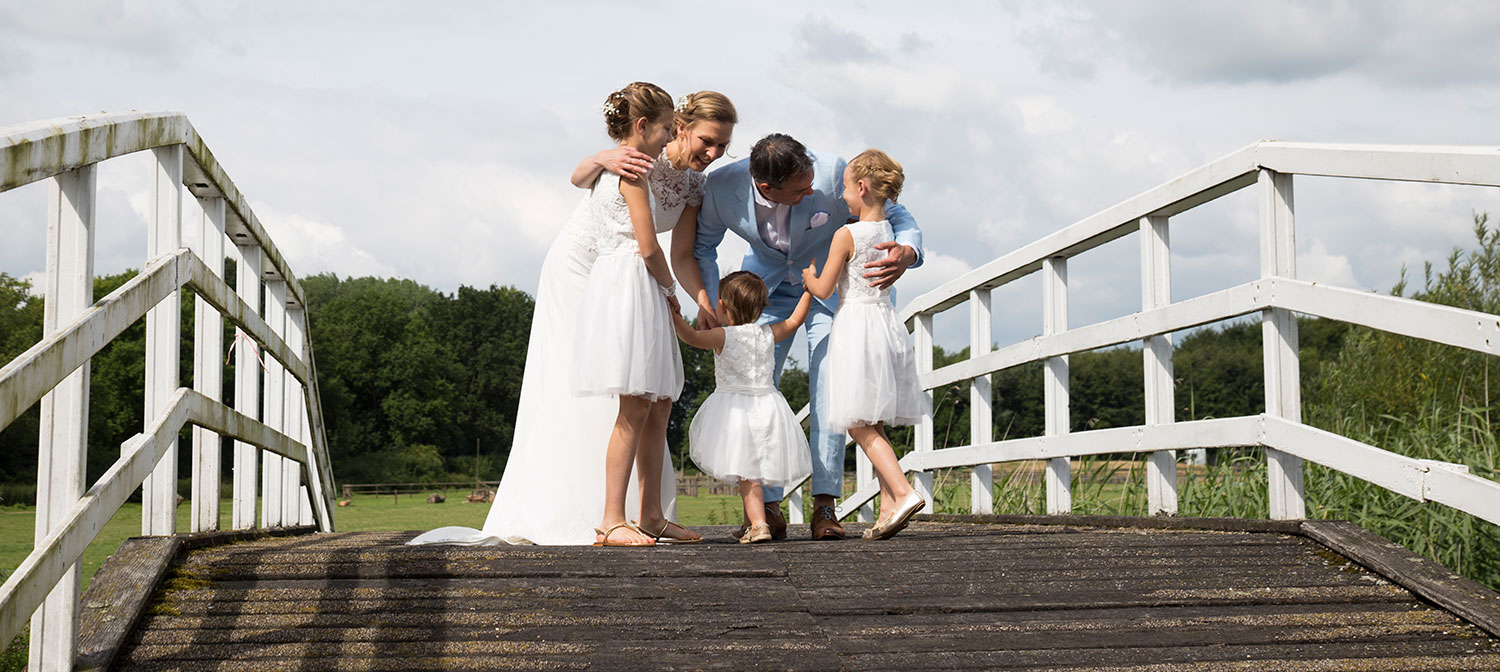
[824,300,926,432]
[689,389,812,487]
[572,250,684,401]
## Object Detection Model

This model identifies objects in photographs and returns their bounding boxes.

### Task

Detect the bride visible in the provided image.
[409,89,737,545]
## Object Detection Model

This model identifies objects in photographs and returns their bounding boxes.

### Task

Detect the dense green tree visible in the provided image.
[430,285,533,472]
[0,274,43,492]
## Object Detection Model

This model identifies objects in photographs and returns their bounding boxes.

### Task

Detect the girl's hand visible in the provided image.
[695,299,721,331]
[600,146,655,180]
[666,294,681,313]
[802,259,818,286]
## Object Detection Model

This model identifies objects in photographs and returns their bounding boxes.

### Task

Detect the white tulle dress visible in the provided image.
[689,324,812,487]
[408,153,701,546]
[571,170,684,401]
[824,220,927,432]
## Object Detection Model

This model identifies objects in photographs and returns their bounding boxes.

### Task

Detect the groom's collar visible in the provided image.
[751,183,775,210]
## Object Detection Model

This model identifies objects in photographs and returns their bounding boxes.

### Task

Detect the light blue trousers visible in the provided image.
[757,280,844,502]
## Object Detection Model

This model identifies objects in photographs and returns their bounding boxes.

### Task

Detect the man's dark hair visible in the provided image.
[749,133,813,188]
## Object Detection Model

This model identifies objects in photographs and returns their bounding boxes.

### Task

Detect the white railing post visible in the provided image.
[1141,216,1178,515]
[142,145,182,537]
[787,485,804,524]
[261,279,287,527]
[1260,169,1306,520]
[30,164,95,672]
[913,313,936,513]
[282,303,306,525]
[854,451,874,522]
[232,243,262,530]
[969,289,994,514]
[1042,256,1072,514]
[190,196,226,532]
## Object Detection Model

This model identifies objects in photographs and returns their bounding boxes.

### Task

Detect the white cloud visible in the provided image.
[251,204,398,281]
[1296,238,1358,289]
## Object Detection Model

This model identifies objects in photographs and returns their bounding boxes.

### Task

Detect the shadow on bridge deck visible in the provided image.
[100,517,1500,671]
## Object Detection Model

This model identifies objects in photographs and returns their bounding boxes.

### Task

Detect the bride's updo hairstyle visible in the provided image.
[603,82,673,141]
[674,91,738,129]
[718,271,769,327]
[847,149,905,203]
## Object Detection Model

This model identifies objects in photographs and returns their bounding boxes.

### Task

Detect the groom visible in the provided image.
[683,133,923,540]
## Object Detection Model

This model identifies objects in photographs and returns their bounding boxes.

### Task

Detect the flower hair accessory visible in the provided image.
[674,94,690,114]
[601,100,618,117]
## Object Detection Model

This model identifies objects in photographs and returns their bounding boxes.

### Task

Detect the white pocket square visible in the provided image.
[810,211,830,228]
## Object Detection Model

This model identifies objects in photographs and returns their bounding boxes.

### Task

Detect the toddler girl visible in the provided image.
[801,149,927,541]
[573,82,688,547]
[672,272,814,543]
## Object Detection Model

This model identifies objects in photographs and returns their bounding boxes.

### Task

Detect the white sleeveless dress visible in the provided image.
[571,170,685,400]
[409,153,700,546]
[824,220,926,432]
[688,324,812,487]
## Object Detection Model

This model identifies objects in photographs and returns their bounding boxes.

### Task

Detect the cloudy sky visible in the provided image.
[3,0,1500,351]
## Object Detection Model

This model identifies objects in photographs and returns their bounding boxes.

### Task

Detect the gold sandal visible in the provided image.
[641,519,703,544]
[593,522,655,547]
[740,523,772,544]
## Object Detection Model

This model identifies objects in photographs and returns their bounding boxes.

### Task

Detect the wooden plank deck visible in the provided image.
[109,519,1500,671]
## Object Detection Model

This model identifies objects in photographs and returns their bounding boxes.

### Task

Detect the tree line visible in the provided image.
[0,261,1347,495]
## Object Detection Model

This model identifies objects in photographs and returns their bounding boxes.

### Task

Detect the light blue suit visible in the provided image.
[695,149,923,503]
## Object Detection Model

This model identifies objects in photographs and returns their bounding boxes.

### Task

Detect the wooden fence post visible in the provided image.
[1043,256,1072,514]
[190,195,226,532]
[1141,215,1178,515]
[261,279,287,527]
[283,304,308,525]
[142,145,182,537]
[970,289,994,514]
[30,164,95,671]
[1260,169,1306,520]
[232,243,262,530]
[913,313,935,513]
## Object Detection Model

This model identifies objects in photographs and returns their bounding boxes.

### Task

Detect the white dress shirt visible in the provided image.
[753,185,800,283]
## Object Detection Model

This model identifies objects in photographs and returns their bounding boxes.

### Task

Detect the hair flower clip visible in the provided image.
[601,101,618,116]
[674,95,690,113]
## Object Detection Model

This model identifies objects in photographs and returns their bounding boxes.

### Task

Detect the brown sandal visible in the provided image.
[593,522,655,547]
[640,519,703,544]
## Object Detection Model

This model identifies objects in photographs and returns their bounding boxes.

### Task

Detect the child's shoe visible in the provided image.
[740,523,772,544]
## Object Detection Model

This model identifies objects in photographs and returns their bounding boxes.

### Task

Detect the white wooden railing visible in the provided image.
[0,112,337,670]
[785,142,1500,530]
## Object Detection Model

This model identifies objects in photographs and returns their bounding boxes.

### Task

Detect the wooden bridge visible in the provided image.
[4,113,1500,670]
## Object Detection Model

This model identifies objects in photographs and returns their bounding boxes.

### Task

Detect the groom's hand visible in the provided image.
[864,241,917,290]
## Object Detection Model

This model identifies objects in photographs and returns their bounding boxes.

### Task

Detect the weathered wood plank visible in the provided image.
[843,640,1500,670]
[74,538,179,672]
[1303,520,1500,638]
[111,521,1500,671]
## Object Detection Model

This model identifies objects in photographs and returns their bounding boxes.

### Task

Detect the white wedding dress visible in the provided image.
[409,153,702,546]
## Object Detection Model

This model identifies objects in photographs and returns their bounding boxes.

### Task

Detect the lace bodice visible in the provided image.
[838,220,895,304]
[648,149,705,226]
[587,171,659,255]
[715,324,776,393]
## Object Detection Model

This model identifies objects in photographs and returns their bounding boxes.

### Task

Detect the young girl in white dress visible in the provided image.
[801,149,928,541]
[672,271,814,543]
[571,82,687,547]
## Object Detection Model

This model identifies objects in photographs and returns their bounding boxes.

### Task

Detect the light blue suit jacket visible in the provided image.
[695,149,923,309]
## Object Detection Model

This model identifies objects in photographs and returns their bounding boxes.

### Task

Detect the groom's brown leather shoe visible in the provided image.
[765,502,788,540]
[811,503,845,540]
